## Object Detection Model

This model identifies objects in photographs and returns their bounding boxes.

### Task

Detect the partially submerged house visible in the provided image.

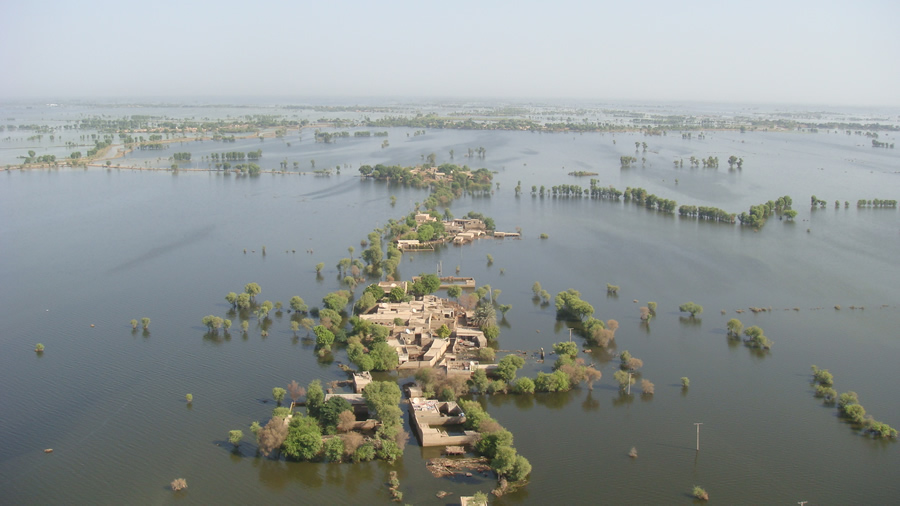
[408,397,478,447]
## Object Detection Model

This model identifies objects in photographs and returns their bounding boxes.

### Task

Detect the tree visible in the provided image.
[613,370,635,391]
[726,318,743,337]
[641,379,655,395]
[130,319,138,330]
[320,396,353,432]
[447,285,462,300]
[410,273,441,296]
[535,370,571,392]
[141,317,151,330]
[679,302,703,317]
[306,380,324,419]
[283,415,323,461]
[228,430,244,447]
[272,387,287,404]
[513,377,535,394]
[496,355,525,382]
[315,262,324,274]
[553,341,578,360]
[436,324,451,339]
[313,325,335,349]
[257,416,288,457]
[323,291,349,312]
[244,282,261,299]
[584,367,602,390]
[693,486,709,501]
[369,342,399,370]
[555,289,594,321]
[354,292,377,314]
[481,324,500,341]
[289,296,308,313]
[323,436,345,462]
[170,478,187,491]
[363,381,402,423]
[475,428,513,459]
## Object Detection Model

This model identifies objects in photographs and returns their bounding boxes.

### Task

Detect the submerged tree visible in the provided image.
[678,302,703,317]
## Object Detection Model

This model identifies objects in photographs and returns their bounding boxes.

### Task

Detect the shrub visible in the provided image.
[513,377,535,394]
[693,485,709,501]
[170,478,187,491]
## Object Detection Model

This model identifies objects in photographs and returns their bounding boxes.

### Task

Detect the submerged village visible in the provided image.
[9,104,898,504]
[210,165,546,503]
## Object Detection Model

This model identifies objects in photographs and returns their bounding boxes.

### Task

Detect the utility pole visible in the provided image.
[568,327,573,342]
[627,371,633,395]
[798,502,808,506]
[694,423,703,451]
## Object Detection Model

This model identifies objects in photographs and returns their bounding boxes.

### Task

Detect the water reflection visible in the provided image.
[678,316,702,327]
[533,390,576,410]
[581,392,600,411]
[612,392,634,407]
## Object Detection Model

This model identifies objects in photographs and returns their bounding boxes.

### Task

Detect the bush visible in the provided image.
[693,485,709,501]
[170,478,187,491]
[475,347,496,362]
[513,377,535,394]
[323,436,345,462]
[352,442,376,462]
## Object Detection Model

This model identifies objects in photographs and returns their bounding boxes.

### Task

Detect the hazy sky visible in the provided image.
[2,0,898,106]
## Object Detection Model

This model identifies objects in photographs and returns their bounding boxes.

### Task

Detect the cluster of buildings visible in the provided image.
[358,289,489,372]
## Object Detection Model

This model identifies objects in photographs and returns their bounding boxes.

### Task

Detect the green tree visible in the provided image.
[130,319,138,330]
[320,396,353,432]
[315,262,325,274]
[228,430,244,447]
[447,285,462,300]
[726,318,743,337]
[324,436,345,462]
[410,273,441,296]
[534,370,570,392]
[369,341,399,370]
[555,289,594,321]
[679,302,703,317]
[322,291,349,312]
[417,224,434,242]
[496,355,525,382]
[513,377,535,394]
[225,292,238,308]
[244,282,261,299]
[436,324,451,339]
[475,428,513,459]
[553,341,578,360]
[141,317,151,330]
[289,296,308,313]
[272,387,287,404]
[314,325,335,349]
[282,415,323,461]
[306,380,324,419]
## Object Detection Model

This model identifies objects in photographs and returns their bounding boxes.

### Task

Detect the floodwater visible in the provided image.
[1,104,899,504]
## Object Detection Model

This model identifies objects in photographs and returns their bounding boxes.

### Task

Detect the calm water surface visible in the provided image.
[1,120,898,504]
